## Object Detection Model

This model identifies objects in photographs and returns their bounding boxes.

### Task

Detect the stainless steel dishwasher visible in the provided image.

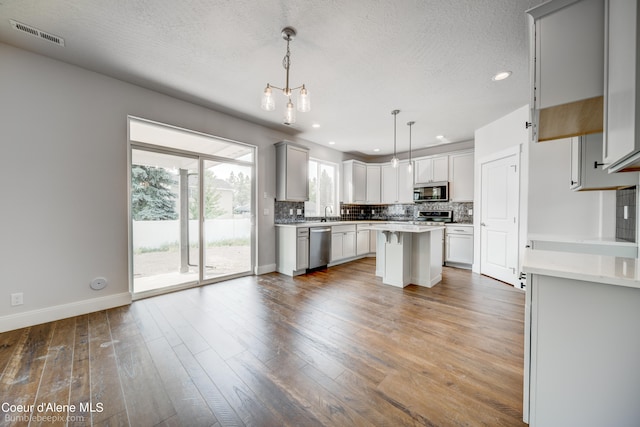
[308,227,331,269]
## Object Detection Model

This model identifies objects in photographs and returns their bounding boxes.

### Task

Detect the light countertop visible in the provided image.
[275,220,367,228]
[275,220,469,228]
[522,248,640,289]
[528,233,636,247]
[362,224,445,233]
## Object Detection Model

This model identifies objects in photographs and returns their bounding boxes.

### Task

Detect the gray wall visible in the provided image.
[0,42,346,330]
[527,137,615,238]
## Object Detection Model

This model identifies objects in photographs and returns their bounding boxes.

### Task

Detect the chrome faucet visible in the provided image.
[322,205,333,222]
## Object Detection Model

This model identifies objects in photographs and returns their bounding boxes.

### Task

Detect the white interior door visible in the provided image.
[480,153,519,285]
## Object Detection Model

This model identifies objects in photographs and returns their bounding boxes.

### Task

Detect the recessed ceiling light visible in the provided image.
[312,123,320,128]
[492,71,512,81]
[436,135,445,140]
[373,148,380,152]
[328,141,335,145]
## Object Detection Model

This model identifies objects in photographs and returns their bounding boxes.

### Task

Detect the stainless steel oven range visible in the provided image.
[414,210,453,265]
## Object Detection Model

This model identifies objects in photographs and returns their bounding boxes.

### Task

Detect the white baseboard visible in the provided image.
[0,292,132,333]
[255,263,276,275]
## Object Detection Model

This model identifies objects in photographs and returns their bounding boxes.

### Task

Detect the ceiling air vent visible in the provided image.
[10,19,65,46]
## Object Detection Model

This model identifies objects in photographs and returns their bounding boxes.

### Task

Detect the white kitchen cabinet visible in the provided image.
[381,161,413,204]
[296,229,309,270]
[527,0,605,142]
[275,141,309,201]
[331,224,356,262]
[448,151,474,202]
[356,224,370,256]
[445,224,473,267]
[369,228,377,253]
[603,0,640,171]
[397,160,414,203]
[343,160,367,203]
[414,155,448,184]
[569,133,638,190]
[276,226,309,276]
[524,268,640,425]
[381,163,398,204]
[366,165,381,203]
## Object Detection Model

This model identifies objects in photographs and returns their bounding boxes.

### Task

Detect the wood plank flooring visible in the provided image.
[0,258,526,426]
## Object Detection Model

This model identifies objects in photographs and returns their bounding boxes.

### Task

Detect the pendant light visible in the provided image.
[391,109,400,168]
[261,27,310,125]
[407,121,415,174]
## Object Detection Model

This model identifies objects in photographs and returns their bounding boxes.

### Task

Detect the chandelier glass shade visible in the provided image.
[261,27,310,125]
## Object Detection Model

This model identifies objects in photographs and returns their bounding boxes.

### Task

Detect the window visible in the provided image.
[305,158,339,217]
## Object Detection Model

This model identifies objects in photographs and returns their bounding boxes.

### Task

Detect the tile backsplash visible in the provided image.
[274,200,473,224]
[616,186,636,242]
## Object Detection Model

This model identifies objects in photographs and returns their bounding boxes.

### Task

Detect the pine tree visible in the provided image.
[131,165,178,220]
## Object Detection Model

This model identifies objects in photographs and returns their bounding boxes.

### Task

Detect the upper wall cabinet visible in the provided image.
[527,0,605,142]
[343,160,367,203]
[366,165,381,203]
[570,133,637,190]
[414,155,448,184]
[275,141,309,202]
[381,161,414,204]
[448,151,474,202]
[602,0,640,172]
[343,161,382,204]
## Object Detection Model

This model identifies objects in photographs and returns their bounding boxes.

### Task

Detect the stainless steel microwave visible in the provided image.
[413,182,448,202]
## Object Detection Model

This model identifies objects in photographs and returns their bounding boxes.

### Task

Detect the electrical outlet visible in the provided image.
[361,210,364,214]
[11,293,23,306]
[468,209,473,216]
[297,209,302,215]
[346,210,349,214]
[372,210,375,214]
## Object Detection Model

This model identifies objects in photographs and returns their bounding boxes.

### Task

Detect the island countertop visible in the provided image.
[362,224,446,233]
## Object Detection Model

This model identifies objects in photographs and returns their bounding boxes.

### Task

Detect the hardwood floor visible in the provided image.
[0,258,526,426]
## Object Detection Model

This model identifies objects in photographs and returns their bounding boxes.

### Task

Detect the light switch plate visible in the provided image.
[297,209,302,215]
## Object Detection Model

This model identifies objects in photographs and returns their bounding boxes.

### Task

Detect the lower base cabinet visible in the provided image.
[356,229,370,256]
[296,229,309,270]
[277,227,309,276]
[445,224,473,267]
[524,273,640,425]
[331,225,356,262]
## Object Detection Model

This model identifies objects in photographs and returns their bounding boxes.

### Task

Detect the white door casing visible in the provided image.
[480,152,520,286]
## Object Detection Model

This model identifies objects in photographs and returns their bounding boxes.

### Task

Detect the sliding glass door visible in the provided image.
[129,117,255,296]
[202,160,253,280]
[131,149,200,293]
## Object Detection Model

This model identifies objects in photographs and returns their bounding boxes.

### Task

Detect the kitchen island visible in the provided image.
[364,224,445,288]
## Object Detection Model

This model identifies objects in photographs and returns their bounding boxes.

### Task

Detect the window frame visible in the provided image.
[305,157,340,218]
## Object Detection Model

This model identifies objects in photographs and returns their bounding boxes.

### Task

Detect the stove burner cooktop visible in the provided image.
[415,210,453,223]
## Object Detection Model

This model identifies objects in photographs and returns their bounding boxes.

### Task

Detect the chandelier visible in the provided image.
[261,27,310,125]
[390,110,400,168]
[407,121,415,173]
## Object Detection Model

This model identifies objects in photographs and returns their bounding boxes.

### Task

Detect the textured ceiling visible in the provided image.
[0,0,544,156]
